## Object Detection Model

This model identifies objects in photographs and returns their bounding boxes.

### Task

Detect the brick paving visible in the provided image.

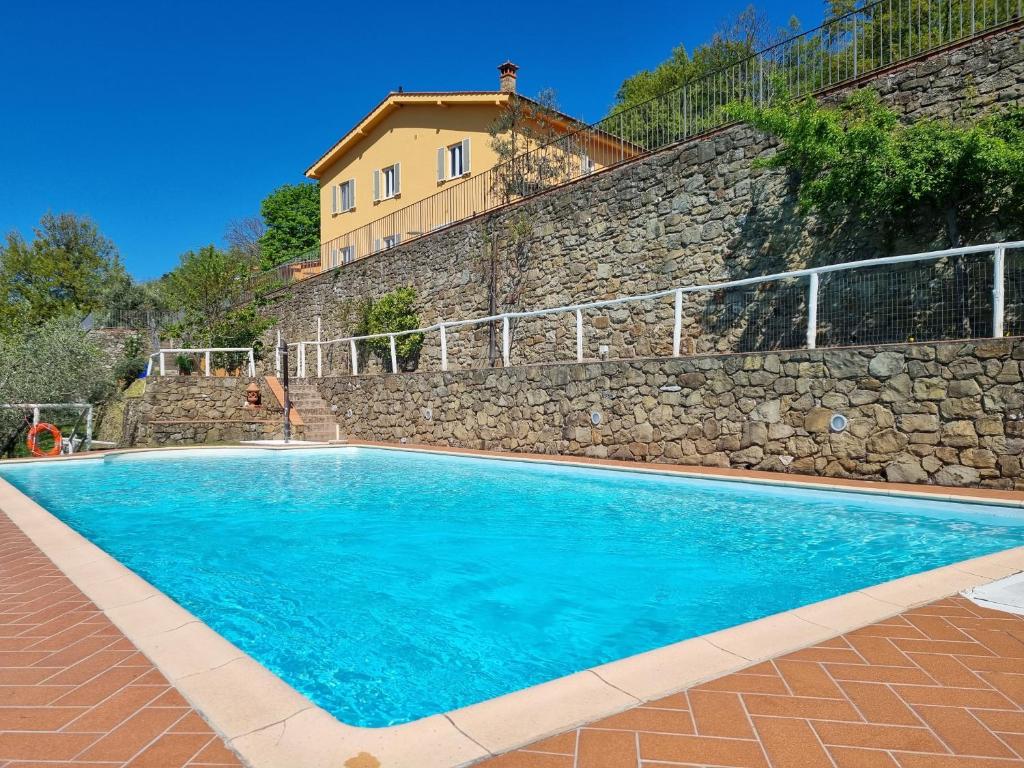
[478,596,1024,767]
[0,514,242,768]
[3,502,1024,768]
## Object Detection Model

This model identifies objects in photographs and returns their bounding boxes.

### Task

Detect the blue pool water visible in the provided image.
[2,447,1021,726]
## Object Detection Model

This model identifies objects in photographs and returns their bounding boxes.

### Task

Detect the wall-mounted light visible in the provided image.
[830,413,848,432]
[423,407,433,421]
[591,411,602,426]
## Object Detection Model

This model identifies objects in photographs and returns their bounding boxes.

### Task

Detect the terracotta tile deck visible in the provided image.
[0,515,242,768]
[478,596,1024,768]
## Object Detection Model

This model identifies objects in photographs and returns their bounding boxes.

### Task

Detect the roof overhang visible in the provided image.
[305,92,512,179]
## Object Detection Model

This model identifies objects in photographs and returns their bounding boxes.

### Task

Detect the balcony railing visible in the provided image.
[282,242,1024,378]
[258,0,1022,289]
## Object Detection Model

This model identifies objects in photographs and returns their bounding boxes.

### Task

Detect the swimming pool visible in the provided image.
[1,446,1021,727]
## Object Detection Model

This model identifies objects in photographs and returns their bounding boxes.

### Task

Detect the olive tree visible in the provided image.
[0,317,114,456]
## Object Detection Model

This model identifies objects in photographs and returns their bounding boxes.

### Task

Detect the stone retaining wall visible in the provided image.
[133,377,295,446]
[315,339,1024,489]
[261,27,1024,374]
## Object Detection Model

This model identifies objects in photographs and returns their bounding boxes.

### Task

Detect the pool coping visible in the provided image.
[1,444,1023,768]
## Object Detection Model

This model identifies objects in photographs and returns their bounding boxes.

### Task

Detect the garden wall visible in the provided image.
[315,339,1024,489]
[132,377,296,446]
[259,25,1024,374]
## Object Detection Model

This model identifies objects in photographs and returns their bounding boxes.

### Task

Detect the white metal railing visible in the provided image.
[146,348,256,378]
[289,241,1023,377]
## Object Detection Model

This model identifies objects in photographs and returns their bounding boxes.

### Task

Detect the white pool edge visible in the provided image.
[1,447,1023,768]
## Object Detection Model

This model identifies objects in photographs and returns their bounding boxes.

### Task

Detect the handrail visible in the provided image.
[288,241,1022,377]
[146,347,256,378]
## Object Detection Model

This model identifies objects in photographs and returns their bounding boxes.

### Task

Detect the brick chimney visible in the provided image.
[498,61,518,93]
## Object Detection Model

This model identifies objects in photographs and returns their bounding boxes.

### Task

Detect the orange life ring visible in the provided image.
[27,423,62,457]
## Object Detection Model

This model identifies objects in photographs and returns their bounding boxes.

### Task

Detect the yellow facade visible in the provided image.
[308,95,508,266]
[305,89,633,271]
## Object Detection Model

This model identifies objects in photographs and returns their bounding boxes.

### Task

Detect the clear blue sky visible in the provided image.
[0,0,825,281]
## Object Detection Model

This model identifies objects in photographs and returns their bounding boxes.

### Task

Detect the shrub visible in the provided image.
[357,288,424,372]
[113,334,148,387]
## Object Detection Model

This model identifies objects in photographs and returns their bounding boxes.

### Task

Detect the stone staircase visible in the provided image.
[285,382,340,443]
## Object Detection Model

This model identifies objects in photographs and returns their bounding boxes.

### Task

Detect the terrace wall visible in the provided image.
[259,25,1024,373]
[132,377,294,446]
[315,339,1024,490]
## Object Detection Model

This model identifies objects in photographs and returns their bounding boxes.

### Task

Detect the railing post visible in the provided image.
[350,339,359,376]
[316,317,323,378]
[758,55,764,105]
[84,405,93,451]
[672,289,683,357]
[852,14,859,77]
[248,349,256,378]
[275,330,281,377]
[439,323,449,372]
[993,246,1006,338]
[575,309,584,362]
[32,407,39,426]
[806,272,820,350]
[204,350,211,377]
[501,315,510,367]
[159,351,165,376]
[389,334,398,373]
[297,343,304,378]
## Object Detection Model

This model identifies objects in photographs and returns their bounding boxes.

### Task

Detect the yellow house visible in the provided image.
[303,63,630,273]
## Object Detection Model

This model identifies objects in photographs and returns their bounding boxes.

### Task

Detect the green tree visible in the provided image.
[258,183,320,269]
[159,244,273,366]
[605,6,797,145]
[0,316,115,456]
[356,288,424,372]
[0,212,127,332]
[160,244,251,322]
[730,89,1024,247]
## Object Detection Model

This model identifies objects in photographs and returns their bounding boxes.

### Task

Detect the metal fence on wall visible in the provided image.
[280,242,1023,379]
[82,309,183,331]
[259,0,1022,288]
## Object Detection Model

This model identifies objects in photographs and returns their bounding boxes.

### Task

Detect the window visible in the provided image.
[437,139,471,182]
[374,164,401,201]
[328,245,356,268]
[449,143,463,177]
[382,234,400,250]
[581,154,595,174]
[331,179,355,214]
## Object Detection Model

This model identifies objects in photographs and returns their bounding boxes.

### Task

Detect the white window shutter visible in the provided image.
[462,138,471,174]
[373,169,381,202]
[437,147,445,181]
[374,238,381,252]
[349,179,355,210]
[331,185,338,214]
[393,163,401,195]
[394,233,401,245]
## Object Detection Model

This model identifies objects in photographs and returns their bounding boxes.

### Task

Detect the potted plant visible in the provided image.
[176,354,196,376]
